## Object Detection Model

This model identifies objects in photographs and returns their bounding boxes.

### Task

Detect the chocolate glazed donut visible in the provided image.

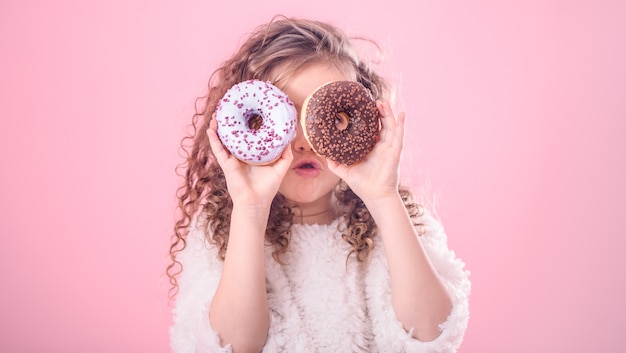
[301,81,380,165]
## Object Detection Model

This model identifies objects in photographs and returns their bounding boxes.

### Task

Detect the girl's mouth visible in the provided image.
[293,160,321,177]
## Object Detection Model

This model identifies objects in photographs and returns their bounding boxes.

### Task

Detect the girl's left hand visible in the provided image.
[327,100,405,203]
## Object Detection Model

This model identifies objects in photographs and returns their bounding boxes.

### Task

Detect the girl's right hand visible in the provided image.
[206,117,293,207]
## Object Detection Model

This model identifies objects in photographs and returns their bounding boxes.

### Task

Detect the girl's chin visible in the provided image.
[280,190,328,205]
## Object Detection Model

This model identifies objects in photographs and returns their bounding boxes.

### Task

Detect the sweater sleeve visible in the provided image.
[169,220,233,353]
[365,211,471,353]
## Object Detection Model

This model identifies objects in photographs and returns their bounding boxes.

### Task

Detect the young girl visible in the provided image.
[168,16,470,353]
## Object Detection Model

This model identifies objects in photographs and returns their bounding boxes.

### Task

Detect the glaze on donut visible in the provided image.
[301,81,380,165]
[215,80,297,165]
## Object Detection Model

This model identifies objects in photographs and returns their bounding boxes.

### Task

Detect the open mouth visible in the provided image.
[294,159,321,171]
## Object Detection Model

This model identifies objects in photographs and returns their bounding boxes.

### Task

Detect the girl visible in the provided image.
[168,16,470,353]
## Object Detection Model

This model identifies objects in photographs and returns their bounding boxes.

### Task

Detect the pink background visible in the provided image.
[1,0,625,352]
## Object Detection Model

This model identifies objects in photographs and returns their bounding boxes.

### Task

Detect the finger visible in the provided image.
[326,158,347,179]
[272,143,294,173]
[394,111,406,150]
[376,100,397,144]
[280,142,293,161]
[207,119,231,165]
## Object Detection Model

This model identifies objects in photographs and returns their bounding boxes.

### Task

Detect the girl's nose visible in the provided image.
[292,124,312,152]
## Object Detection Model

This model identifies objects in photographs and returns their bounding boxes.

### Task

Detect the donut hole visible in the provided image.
[247,114,263,131]
[335,112,350,131]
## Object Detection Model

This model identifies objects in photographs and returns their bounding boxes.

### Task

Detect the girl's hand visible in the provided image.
[207,117,293,207]
[327,100,405,203]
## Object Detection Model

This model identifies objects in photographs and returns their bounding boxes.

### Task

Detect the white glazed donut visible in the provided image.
[215,79,297,165]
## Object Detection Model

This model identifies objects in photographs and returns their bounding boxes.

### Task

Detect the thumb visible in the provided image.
[327,159,347,178]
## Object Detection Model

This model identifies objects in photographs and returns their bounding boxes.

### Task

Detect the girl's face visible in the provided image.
[277,63,353,212]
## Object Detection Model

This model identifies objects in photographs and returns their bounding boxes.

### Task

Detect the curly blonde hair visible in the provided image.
[167,16,423,297]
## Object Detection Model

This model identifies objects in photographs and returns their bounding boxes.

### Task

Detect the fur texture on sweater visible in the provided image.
[170,212,470,353]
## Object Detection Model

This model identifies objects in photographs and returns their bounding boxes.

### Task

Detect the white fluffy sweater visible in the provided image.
[170,212,470,353]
